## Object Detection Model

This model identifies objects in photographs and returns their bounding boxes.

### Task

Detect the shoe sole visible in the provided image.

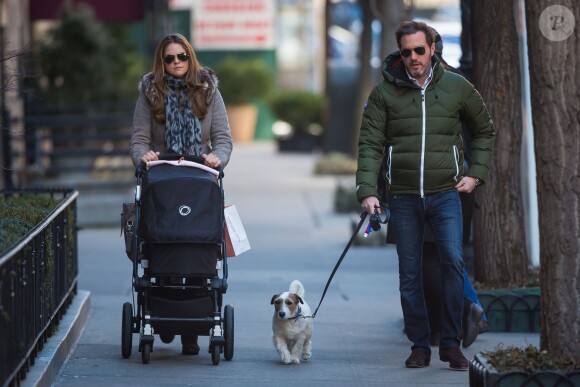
[405,359,431,368]
[440,354,468,371]
[462,304,484,348]
[447,365,468,371]
[405,362,430,368]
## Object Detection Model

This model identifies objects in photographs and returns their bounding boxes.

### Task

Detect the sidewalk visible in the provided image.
[28,141,539,386]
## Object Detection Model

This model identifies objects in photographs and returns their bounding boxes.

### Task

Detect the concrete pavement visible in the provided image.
[26,142,539,386]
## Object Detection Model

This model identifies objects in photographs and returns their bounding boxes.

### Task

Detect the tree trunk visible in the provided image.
[354,0,374,156]
[525,1,580,363]
[471,1,529,286]
[377,0,404,66]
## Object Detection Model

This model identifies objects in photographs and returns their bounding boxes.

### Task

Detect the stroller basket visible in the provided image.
[146,242,219,277]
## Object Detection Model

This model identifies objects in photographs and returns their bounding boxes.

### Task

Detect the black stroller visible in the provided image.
[121,155,234,365]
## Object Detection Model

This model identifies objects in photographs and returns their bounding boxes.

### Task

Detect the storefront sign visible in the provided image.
[172,0,275,50]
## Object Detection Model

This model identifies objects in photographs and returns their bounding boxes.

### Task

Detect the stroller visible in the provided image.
[121,155,234,365]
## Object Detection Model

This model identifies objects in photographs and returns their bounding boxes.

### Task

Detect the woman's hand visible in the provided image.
[202,153,221,168]
[140,150,160,164]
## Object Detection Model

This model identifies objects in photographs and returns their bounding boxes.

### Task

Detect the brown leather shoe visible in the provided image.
[462,303,484,348]
[439,346,468,370]
[181,335,200,355]
[405,348,431,368]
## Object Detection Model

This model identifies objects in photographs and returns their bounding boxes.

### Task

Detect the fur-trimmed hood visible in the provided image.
[138,67,219,105]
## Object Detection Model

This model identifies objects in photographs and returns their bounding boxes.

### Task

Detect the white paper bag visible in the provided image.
[224,205,251,257]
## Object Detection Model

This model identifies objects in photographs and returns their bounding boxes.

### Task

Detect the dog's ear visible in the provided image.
[293,294,304,304]
[270,294,280,304]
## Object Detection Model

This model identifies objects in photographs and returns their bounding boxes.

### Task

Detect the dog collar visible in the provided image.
[289,306,303,322]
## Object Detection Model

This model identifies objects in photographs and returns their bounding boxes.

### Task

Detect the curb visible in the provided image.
[22,290,91,387]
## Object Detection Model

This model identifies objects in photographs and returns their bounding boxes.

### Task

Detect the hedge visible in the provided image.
[0,195,58,255]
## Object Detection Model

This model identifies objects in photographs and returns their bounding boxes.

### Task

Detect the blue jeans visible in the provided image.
[390,190,465,353]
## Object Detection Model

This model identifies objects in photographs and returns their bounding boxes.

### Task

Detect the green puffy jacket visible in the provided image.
[356,52,495,202]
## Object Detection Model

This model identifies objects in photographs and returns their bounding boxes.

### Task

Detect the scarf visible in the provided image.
[164,75,202,156]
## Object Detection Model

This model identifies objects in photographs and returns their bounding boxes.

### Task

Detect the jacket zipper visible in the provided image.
[387,146,393,185]
[420,89,426,197]
[453,145,460,182]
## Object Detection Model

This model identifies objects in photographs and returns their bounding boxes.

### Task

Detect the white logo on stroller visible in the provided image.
[179,205,192,216]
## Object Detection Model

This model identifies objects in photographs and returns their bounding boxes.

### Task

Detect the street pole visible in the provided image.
[516,0,540,267]
[0,0,14,189]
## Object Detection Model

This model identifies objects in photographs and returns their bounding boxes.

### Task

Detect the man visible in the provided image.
[422,27,486,349]
[356,21,495,370]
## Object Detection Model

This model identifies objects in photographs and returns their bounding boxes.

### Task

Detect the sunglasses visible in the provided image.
[400,47,427,58]
[163,53,189,64]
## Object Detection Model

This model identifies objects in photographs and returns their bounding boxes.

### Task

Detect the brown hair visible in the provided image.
[150,33,209,123]
[395,21,434,49]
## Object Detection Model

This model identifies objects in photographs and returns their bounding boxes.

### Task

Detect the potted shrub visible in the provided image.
[470,345,579,386]
[215,56,273,143]
[268,90,327,152]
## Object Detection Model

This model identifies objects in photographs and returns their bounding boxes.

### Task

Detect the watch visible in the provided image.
[474,178,481,186]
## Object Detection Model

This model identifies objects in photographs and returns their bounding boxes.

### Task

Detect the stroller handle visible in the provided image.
[136,154,224,178]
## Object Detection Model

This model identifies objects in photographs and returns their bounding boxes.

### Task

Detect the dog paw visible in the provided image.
[291,356,301,364]
[280,352,292,364]
[302,351,311,361]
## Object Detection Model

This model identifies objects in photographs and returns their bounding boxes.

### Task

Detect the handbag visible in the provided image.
[120,202,139,261]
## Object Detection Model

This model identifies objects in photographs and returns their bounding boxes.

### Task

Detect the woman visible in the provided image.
[130,33,233,169]
[130,33,233,355]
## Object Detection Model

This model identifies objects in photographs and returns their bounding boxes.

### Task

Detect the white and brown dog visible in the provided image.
[270,280,313,364]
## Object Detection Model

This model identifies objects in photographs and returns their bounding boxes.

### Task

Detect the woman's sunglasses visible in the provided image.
[400,47,426,58]
[163,53,189,64]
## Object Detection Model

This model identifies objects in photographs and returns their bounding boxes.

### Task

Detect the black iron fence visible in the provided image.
[0,188,78,387]
[15,101,135,184]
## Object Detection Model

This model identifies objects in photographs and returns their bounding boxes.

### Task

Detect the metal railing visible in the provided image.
[15,101,135,182]
[0,188,78,387]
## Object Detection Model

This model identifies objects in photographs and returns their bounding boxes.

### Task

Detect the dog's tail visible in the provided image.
[289,280,305,298]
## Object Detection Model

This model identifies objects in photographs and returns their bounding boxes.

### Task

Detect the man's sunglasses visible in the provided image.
[163,53,189,64]
[400,47,426,58]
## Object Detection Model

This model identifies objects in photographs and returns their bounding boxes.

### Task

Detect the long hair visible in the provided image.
[150,33,209,123]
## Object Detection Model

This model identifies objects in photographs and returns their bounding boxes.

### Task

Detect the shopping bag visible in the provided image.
[224,205,250,257]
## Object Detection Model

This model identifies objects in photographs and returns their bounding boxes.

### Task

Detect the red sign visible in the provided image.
[185,0,275,50]
[30,0,144,22]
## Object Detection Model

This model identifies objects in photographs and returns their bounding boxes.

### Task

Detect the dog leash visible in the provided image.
[301,211,369,319]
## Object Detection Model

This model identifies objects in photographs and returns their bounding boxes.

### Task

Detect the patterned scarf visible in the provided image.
[164,75,202,156]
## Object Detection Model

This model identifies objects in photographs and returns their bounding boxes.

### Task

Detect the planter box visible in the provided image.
[470,353,580,387]
[276,132,322,153]
[477,288,540,333]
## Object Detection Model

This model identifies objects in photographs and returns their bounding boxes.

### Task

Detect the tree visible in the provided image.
[33,1,144,107]
[470,1,529,286]
[525,1,580,363]
[354,0,405,156]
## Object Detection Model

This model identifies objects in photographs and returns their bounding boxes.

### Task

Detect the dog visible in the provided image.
[270,280,313,364]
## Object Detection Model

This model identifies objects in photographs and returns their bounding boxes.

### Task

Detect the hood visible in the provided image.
[381,50,443,87]
[138,67,218,105]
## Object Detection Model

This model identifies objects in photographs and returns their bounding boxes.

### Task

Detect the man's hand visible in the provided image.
[455,176,478,193]
[361,196,381,214]
[202,153,222,168]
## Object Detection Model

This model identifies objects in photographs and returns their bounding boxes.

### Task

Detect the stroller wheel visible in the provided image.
[121,302,133,358]
[142,343,151,364]
[211,345,220,365]
[224,304,234,360]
